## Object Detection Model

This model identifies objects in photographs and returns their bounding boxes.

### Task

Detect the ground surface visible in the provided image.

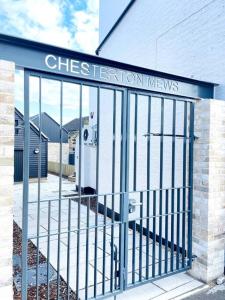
[14,174,206,300]
[186,284,225,300]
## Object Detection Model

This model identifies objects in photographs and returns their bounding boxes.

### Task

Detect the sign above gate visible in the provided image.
[0,34,215,98]
[44,54,180,95]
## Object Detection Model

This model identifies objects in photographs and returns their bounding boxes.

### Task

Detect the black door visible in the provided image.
[14,150,23,182]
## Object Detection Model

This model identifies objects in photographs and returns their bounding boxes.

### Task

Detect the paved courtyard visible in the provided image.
[186,284,225,300]
[14,174,205,300]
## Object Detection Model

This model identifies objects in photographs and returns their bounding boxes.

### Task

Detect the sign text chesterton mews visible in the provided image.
[45,54,179,93]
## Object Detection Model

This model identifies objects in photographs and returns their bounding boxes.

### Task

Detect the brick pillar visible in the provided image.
[0,60,15,299]
[190,99,225,283]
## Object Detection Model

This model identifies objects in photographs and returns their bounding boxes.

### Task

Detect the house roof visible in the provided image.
[64,116,89,132]
[96,0,136,55]
[30,112,68,134]
[15,108,48,140]
[30,112,69,143]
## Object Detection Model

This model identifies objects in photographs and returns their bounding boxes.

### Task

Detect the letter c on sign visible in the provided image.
[45,55,57,69]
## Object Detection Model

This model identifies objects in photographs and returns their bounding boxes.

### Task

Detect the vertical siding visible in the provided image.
[14,110,48,180]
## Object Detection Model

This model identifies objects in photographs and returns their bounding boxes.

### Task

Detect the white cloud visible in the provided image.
[5,0,99,123]
[0,0,99,53]
[72,0,99,53]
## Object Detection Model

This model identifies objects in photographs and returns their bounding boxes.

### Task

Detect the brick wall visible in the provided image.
[0,60,14,299]
[190,99,225,282]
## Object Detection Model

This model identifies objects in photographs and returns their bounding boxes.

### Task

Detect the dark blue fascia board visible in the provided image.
[96,0,136,55]
[0,33,215,98]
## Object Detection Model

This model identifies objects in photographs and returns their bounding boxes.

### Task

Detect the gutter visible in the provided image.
[96,0,136,55]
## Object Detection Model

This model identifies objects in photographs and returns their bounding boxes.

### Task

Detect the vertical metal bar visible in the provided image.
[182,102,187,268]
[94,86,100,298]
[139,192,143,281]
[188,102,194,268]
[102,195,107,295]
[133,94,138,191]
[67,199,72,300]
[110,90,116,292]
[164,190,169,274]
[146,96,151,279]
[171,100,176,272]
[152,190,156,278]
[47,201,51,300]
[85,197,90,300]
[36,76,42,300]
[57,80,63,300]
[119,89,128,291]
[176,188,181,269]
[123,89,130,290]
[22,70,30,300]
[132,220,136,283]
[132,93,138,284]
[158,98,164,276]
[76,84,82,299]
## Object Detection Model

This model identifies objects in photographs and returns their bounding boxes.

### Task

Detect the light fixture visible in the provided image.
[34,148,40,154]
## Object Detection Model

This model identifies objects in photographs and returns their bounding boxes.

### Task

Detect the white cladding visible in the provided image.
[99,0,130,42]
[76,87,188,225]
[99,0,225,98]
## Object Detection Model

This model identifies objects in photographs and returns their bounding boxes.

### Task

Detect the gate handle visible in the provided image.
[129,199,142,206]
[130,202,142,206]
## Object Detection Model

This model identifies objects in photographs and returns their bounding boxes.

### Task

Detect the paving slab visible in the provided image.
[14,174,206,300]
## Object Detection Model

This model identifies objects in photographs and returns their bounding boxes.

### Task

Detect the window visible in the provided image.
[15,120,19,135]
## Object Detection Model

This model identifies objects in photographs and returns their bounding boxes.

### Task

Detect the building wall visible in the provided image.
[48,142,69,165]
[14,110,48,179]
[98,0,225,282]
[191,99,225,282]
[99,0,130,42]
[48,141,74,177]
[0,60,14,299]
[99,0,225,99]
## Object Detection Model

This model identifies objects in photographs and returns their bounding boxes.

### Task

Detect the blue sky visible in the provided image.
[0,0,100,124]
[0,0,99,53]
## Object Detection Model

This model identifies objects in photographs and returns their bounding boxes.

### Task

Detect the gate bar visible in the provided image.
[182,102,187,267]
[56,80,63,299]
[170,100,176,272]
[158,98,164,276]
[94,86,100,298]
[176,188,181,269]
[188,103,195,267]
[164,189,169,273]
[36,75,42,300]
[110,90,116,292]
[152,190,156,277]
[76,84,82,299]
[47,201,51,300]
[146,95,151,279]
[21,70,30,300]
[133,94,138,191]
[67,198,72,300]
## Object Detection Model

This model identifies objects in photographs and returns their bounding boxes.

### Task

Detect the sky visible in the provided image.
[0,0,100,124]
[0,0,99,53]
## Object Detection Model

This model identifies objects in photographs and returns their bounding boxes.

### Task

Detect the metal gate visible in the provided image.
[19,69,194,300]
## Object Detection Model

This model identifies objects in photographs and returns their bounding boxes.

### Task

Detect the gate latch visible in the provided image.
[129,198,142,213]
